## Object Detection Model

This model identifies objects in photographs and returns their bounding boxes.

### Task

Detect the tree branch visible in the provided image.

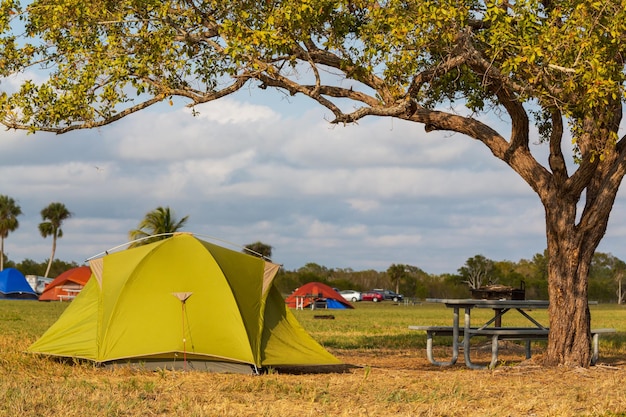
[303,44,394,104]
[548,108,568,185]
[2,95,163,133]
[460,31,530,156]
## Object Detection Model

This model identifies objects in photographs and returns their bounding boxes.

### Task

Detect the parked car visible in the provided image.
[339,290,362,302]
[361,291,384,302]
[372,289,404,302]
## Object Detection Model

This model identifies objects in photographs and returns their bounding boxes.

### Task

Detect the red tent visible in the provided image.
[38,266,92,301]
[285,282,354,309]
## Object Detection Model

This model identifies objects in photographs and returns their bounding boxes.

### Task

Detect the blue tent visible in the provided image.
[325,298,350,309]
[0,268,38,299]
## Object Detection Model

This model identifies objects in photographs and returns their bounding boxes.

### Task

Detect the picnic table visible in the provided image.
[294,294,327,310]
[58,288,81,301]
[410,298,615,369]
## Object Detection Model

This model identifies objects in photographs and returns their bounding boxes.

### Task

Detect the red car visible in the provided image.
[361,291,384,302]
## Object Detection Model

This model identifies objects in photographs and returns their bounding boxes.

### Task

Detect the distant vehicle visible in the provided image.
[372,289,404,302]
[339,290,362,302]
[361,291,384,302]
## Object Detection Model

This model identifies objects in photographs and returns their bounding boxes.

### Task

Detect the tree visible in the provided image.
[387,264,407,294]
[243,241,273,259]
[294,262,333,284]
[458,255,495,290]
[39,202,72,278]
[332,268,388,291]
[128,206,189,247]
[512,252,549,300]
[387,263,426,295]
[0,195,22,271]
[589,252,626,303]
[387,263,429,298]
[13,257,78,278]
[2,0,626,367]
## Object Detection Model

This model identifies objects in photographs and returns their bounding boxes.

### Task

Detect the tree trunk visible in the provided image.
[544,231,592,366]
[44,235,57,278]
[542,185,615,366]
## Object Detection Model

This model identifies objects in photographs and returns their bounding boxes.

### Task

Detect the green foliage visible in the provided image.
[2,257,79,278]
[457,254,495,289]
[128,206,188,247]
[38,202,72,239]
[243,241,273,259]
[0,194,22,270]
[0,195,22,239]
[3,0,625,140]
[39,202,72,277]
[275,250,625,302]
[387,263,430,296]
[589,252,626,303]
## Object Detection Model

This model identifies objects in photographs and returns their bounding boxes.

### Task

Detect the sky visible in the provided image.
[2,86,626,275]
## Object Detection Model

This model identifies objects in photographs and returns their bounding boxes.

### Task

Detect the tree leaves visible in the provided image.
[0,0,625,152]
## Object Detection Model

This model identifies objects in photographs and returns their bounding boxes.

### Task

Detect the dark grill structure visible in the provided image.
[471,282,525,300]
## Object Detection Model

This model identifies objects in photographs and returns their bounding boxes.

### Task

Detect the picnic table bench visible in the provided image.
[409,325,615,369]
[58,294,76,301]
[410,299,616,369]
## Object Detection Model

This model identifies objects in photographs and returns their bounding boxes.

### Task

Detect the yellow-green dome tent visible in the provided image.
[28,233,340,373]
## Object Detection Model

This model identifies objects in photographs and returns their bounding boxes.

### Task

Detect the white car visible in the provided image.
[339,290,362,302]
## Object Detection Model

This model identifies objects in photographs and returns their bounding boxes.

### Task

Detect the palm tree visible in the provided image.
[0,195,22,271]
[128,206,189,248]
[39,202,72,277]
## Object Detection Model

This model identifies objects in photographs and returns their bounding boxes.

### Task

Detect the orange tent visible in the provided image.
[39,266,91,301]
[285,282,354,309]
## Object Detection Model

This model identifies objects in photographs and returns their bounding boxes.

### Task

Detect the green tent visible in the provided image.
[28,233,340,373]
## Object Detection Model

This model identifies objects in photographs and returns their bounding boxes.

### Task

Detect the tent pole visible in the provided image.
[172,292,193,371]
[182,301,187,371]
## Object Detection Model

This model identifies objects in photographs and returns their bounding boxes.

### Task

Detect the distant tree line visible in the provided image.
[2,257,80,279]
[272,251,626,304]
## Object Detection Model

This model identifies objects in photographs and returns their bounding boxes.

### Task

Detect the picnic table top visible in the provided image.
[425,298,550,308]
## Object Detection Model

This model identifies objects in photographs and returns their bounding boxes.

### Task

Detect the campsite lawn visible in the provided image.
[2,300,626,416]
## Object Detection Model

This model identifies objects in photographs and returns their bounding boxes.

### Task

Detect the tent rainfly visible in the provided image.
[0,268,38,299]
[28,233,340,373]
[38,266,91,301]
[285,282,354,309]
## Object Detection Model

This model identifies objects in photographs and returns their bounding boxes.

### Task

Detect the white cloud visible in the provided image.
[1,93,624,275]
[367,233,423,247]
[346,199,381,212]
[191,99,280,124]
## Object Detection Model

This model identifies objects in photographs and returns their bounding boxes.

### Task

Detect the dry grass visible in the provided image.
[1,301,626,416]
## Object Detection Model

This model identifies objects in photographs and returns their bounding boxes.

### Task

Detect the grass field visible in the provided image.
[1,300,626,416]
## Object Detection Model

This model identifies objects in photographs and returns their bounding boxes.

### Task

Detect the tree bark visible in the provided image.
[543,215,593,366]
[541,160,622,366]
[44,235,57,278]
